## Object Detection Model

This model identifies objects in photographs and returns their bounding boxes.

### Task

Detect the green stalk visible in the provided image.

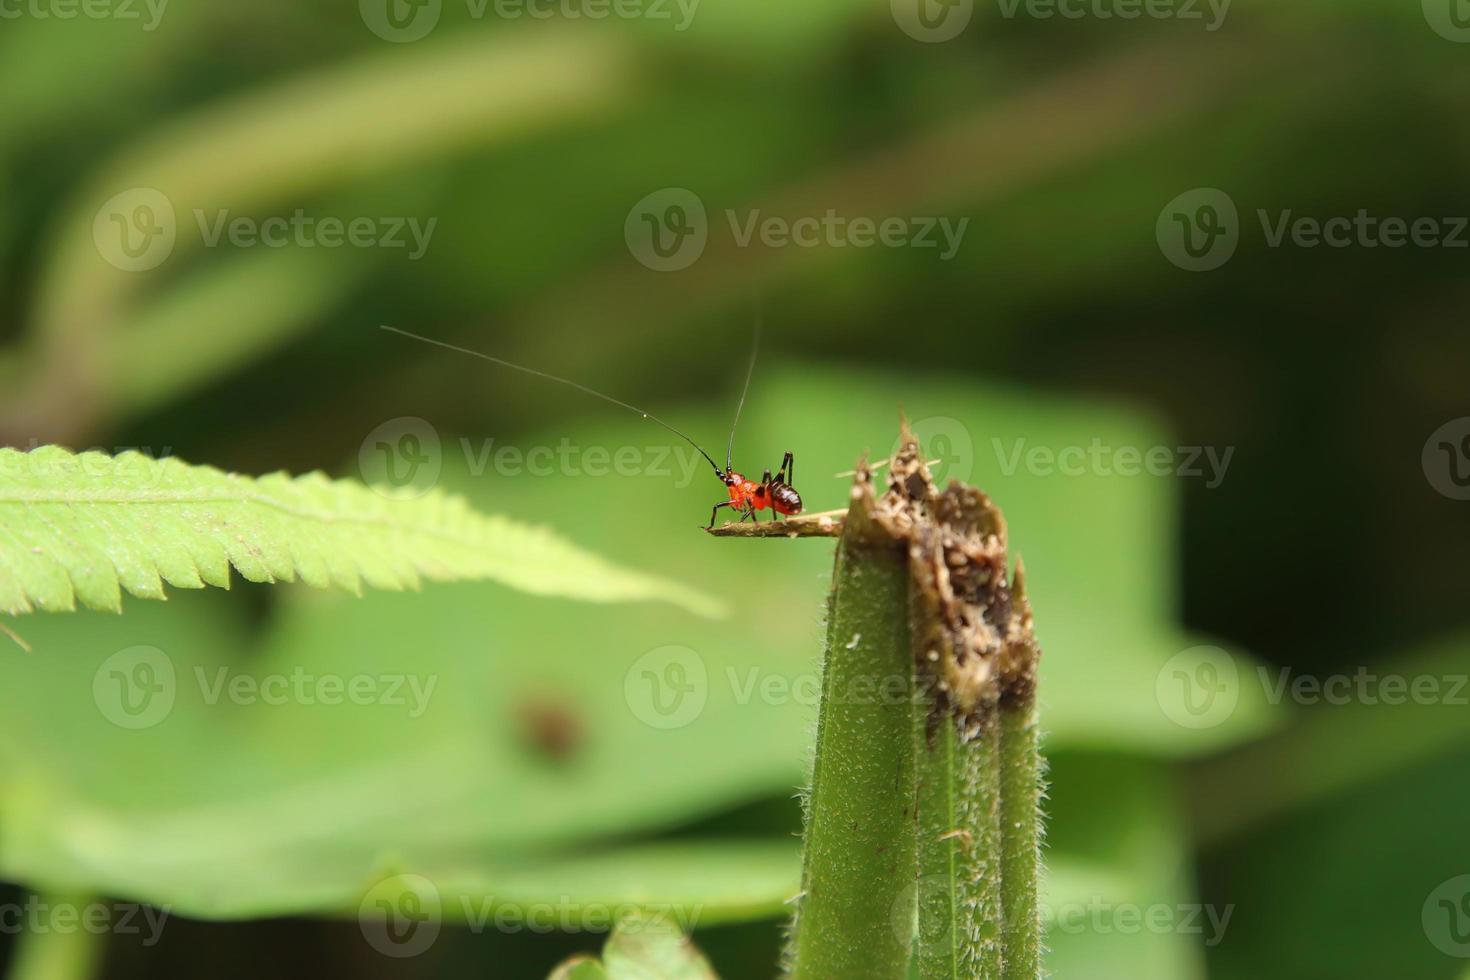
[913,697,1003,979]
[999,692,1043,979]
[786,502,917,980]
[762,428,1046,980]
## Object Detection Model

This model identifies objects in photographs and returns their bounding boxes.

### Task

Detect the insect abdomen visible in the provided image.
[773,483,802,515]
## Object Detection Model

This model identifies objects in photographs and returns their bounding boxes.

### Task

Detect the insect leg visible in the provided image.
[780,451,795,484]
[708,500,735,529]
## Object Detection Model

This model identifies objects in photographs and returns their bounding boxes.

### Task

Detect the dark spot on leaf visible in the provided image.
[515,696,584,762]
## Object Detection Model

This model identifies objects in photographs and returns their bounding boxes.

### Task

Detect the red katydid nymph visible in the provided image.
[379,324,802,529]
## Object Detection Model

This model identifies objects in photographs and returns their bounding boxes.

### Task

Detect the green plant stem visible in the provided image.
[786,517,916,980]
[999,694,1043,979]
[780,435,1046,979]
[914,702,1003,979]
[6,892,106,980]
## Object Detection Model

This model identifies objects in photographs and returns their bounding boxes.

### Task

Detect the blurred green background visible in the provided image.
[2,1,1469,977]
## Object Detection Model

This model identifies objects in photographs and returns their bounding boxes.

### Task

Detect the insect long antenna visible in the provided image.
[725,305,761,474]
[380,326,724,479]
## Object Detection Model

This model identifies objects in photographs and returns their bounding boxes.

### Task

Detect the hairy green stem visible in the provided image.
[781,432,1045,980]
[786,517,916,980]
[6,892,106,980]
[914,699,1003,979]
[999,695,1043,979]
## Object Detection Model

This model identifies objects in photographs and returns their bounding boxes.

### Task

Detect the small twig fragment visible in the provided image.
[705,508,847,538]
[0,620,32,653]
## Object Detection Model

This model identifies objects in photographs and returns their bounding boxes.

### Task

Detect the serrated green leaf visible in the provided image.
[0,446,720,618]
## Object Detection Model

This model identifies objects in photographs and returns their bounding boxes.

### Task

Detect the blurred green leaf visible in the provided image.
[1203,725,1470,979]
[600,914,718,980]
[1195,634,1470,978]
[550,958,610,980]
[549,911,716,980]
[1044,755,1210,980]
[0,592,786,920]
[0,366,1264,934]
[1193,631,1470,844]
